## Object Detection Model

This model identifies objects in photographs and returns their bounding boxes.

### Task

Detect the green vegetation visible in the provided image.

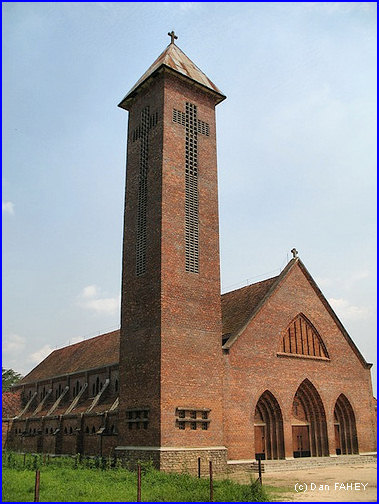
[2,452,269,502]
[263,484,294,501]
[2,367,23,391]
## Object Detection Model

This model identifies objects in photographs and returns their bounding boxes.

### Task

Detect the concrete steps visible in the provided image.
[227,453,377,473]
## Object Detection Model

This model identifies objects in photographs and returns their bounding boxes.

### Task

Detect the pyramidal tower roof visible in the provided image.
[119,34,226,110]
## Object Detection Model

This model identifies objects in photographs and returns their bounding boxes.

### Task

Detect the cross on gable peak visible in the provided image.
[168,30,178,45]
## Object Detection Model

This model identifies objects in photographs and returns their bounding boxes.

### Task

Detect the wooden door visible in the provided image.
[254,425,266,460]
[293,425,310,457]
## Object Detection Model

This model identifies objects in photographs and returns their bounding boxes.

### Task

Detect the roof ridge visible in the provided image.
[19,329,121,385]
[222,274,280,297]
[222,259,297,349]
[53,328,120,351]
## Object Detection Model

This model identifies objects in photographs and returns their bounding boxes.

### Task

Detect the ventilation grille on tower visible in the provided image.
[197,119,209,136]
[185,102,199,273]
[173,108,185,126]
[136,106,150,276]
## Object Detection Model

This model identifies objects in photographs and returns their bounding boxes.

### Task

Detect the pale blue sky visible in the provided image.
[2,2,377,393]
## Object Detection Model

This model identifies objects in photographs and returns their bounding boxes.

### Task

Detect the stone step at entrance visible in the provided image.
[227,453,377,473]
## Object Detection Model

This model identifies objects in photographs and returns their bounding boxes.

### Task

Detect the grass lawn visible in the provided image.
[2,453,270,502]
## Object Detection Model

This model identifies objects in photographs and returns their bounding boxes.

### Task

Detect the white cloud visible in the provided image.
[3,333,26,354]
[350,270,370,282]
[29,344,54,364]
[2,201,14,215]
[81,285,99,299]
[314,276,332,289]
[344,270,370,290]
[77,284,120,316]
[328,298,372,322]
[316,270,370,291]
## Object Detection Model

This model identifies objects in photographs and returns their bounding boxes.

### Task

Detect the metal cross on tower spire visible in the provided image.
[168,30,178,44]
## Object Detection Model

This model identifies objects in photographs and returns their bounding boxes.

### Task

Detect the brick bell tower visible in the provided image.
[116,32,227,472]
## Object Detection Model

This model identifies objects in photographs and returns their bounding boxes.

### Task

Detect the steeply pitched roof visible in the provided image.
[2,390,22,418]
[19,330,120,385]
[221,276,278,338]
[221,258,371,369]
[119,42,225,110]
[15,258,371,386]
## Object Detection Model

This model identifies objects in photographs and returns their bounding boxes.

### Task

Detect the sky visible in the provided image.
[2,2,377,394]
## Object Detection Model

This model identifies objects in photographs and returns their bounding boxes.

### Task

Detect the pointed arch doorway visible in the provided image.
[334,394,358,455]
[254,390,285,460]
[292,379,329,457]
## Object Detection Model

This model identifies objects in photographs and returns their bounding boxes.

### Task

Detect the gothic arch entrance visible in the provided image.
[254,390,285,460]
[334,394,358,455]
[292,379,329,457]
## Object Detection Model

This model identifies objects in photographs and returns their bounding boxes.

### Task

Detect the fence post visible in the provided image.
[197,457,201,478]
[23,453,26,466]
[34,469,40,502]
[137,463,141,502]
[209,460,213,502]
[258,458,262,485]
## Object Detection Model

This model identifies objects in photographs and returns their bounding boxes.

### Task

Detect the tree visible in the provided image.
[2,367,23,392]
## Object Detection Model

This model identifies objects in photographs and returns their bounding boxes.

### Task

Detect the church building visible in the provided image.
[3,34,376,474]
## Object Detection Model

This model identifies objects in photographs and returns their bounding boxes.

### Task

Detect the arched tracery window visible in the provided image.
[279,314,329,358]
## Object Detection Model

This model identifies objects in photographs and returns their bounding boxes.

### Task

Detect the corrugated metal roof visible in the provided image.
[119,43,225,109]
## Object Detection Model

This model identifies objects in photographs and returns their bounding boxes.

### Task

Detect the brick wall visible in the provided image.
[118,68,225,453]
[159,73,224,448]
[118,75,164,448]
[223,262,377,460]
[5,410,119,457]
[2,420,12,449]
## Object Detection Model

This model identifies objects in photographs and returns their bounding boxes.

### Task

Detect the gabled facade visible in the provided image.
[222,258,376,461]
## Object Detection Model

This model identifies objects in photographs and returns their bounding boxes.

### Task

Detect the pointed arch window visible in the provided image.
[278,314,329,359]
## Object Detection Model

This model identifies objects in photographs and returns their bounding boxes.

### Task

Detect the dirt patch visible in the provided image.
[226,463,377,502]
